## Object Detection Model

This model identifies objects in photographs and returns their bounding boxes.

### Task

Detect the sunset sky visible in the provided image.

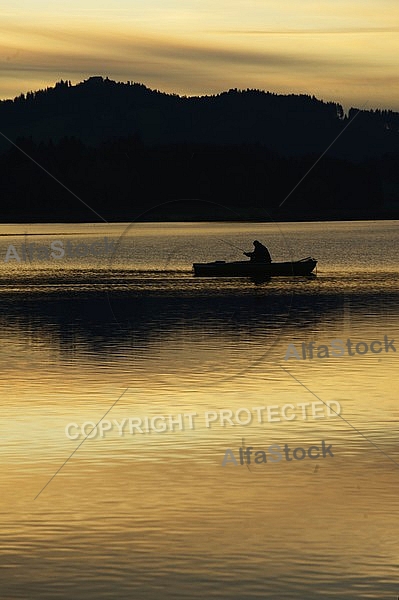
[1,0,399,109]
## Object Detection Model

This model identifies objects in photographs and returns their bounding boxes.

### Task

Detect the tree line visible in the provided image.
[0,77,398,221]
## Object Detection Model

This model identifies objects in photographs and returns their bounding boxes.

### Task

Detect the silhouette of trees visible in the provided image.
[0,77,398,221]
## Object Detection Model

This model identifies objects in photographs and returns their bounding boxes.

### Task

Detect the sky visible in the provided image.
[1,0,399,109]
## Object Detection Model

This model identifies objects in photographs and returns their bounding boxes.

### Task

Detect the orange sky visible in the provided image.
[1,0,399,109]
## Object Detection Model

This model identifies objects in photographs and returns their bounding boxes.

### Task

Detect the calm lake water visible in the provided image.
[1,221,398,600]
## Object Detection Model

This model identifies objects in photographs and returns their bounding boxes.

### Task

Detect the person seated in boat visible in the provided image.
[244,240,272,263]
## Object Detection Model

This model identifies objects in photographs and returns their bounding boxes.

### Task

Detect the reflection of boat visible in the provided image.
[193,257,317,277]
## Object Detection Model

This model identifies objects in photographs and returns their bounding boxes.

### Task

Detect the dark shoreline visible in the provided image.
[1,211,398,224]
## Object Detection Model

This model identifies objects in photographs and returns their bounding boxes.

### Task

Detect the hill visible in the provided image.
[0,77,398,221]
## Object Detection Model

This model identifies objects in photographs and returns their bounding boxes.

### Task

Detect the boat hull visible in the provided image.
[193,258,317,277]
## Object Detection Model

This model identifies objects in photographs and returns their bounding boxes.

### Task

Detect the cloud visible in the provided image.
[0,21,369,77]
[217,27,399,34]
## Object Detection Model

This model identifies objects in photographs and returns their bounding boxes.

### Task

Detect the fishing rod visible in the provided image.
[216,238,246,253]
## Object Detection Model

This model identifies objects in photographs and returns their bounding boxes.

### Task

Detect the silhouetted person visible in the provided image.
[244,240,272,263]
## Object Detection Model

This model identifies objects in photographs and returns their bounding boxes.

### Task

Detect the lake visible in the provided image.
[1,220,398,599]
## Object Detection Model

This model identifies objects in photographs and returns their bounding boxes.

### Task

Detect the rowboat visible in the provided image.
[193,257,317,277]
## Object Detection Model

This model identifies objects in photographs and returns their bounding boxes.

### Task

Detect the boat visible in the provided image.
[193,257,317,277]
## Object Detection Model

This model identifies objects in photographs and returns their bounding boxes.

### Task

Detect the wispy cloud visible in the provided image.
[0,21,371,75]
[217,27,399,34]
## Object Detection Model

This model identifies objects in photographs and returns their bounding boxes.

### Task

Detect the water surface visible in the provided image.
[1,221,398,599]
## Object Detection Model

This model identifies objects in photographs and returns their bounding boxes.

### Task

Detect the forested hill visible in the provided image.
[0,77,398,222]
[1,76,399,160]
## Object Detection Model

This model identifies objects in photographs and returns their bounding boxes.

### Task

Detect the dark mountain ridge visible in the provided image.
[0,77,398,222]
[1,76,399,159]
